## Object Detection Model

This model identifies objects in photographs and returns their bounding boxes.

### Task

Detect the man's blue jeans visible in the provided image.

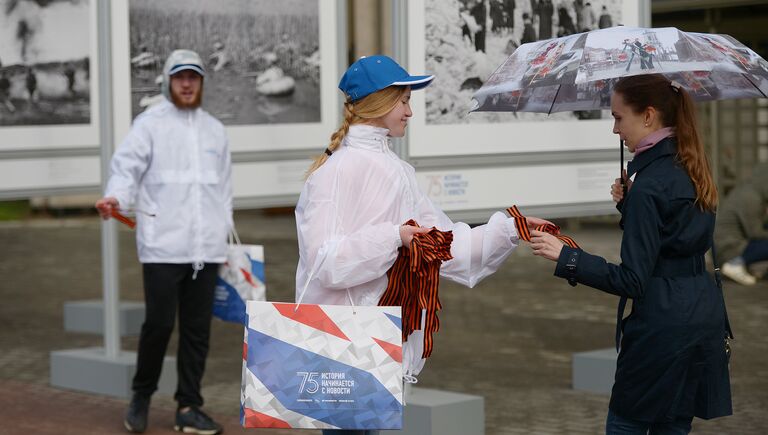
[606,409,692,435]
[742,239,768,266]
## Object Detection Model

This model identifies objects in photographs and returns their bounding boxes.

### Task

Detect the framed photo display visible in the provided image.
[0,0,99,151]
[111,0,342,154]
[405,0,641,157]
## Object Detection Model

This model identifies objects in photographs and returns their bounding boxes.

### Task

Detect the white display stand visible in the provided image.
[394,387,484,435]
[50,347,175,398]
[572,348,617,394]
[64,300,144,336]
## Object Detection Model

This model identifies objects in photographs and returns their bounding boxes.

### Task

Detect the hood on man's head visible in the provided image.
[161,49,205,100]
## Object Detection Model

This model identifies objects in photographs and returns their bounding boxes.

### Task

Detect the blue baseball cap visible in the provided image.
[338,55,434,102]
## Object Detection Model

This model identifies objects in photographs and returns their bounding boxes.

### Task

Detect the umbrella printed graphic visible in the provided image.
[470,26,768,190]
[472,27,768,115]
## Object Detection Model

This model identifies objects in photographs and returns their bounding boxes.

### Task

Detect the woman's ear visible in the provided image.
[643,106,657,127]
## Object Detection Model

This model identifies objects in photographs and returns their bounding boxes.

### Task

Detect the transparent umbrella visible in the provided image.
[472,26,768,114]
[470,26,768,185]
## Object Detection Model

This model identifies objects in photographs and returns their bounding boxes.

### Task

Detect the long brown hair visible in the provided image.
[613,74,717,211]
[304,86,408,178]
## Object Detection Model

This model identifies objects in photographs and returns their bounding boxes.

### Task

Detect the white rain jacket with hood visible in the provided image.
[105,50,232,266]
[295,124,521,378]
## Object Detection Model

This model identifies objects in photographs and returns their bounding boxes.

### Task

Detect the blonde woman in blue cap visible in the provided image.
[295,55,550,435]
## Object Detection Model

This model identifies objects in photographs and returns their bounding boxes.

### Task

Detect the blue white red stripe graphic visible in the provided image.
[241,302,403,430]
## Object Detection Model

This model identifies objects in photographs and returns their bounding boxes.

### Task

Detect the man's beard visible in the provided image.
[170,88,203,109]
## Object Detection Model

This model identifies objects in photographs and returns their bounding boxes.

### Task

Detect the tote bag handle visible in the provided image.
[228,227,242,246]
[295,250,356,313]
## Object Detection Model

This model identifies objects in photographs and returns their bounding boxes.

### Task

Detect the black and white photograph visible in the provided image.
[0,0,92,126]
[424,0,622,125]
[128,0,321,125]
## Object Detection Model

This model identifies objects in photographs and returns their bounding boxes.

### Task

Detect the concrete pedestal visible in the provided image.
[394,387,484,435]
[572,348,617,394]
[63,300,144,336]
[50,347,176,398]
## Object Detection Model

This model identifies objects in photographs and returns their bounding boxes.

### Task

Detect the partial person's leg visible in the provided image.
[175,263,218,408]
[741,239,768,267]
[648,416,692,435]
[126,264,184,432]
[606,408,649,435]
[132,263,184,396]
[625,53,635,72]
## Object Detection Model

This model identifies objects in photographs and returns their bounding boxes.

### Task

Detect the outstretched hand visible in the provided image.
[529,229,564,261]
[399,225,431,248]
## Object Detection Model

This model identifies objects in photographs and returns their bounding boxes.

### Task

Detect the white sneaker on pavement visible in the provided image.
[722,262,757,286]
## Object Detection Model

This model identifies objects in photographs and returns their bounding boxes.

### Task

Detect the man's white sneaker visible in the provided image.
[721,262,757,286]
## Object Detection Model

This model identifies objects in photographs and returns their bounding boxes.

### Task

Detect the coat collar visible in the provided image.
[344,124,391,152]
[627,136,677,177]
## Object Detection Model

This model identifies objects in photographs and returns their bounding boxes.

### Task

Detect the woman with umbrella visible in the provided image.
[530,74,732,433]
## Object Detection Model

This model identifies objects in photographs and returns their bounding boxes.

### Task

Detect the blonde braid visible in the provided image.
[304,86,407,179]
[304,102,359,179]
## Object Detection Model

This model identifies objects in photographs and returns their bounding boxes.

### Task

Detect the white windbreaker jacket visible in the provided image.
[105,99,233,265]
[295,124,520,377]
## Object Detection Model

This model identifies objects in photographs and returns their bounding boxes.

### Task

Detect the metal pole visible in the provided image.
[620,139,626,195]
[97,0,120,358]
[391,0,407,159]
[391,0,406,66]
[338,0,348,91]
[639,0,651,27]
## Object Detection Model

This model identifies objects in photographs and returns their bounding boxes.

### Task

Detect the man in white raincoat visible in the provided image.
[96,49,231,435]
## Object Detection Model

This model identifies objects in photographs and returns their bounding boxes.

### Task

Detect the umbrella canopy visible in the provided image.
[471,26,768,114]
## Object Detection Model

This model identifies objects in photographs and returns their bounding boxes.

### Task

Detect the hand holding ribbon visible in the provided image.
[505,205,580,262]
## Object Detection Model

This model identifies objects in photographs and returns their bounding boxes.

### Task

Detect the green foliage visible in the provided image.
[0,200,30,221]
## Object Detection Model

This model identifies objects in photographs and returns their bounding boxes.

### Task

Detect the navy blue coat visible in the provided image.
[555,138,732,422]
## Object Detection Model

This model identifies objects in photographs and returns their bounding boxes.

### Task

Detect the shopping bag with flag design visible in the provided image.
[240,301,403,430]
[214,231,266,324]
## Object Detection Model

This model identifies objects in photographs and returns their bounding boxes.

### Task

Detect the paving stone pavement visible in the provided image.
[0,210,766,434]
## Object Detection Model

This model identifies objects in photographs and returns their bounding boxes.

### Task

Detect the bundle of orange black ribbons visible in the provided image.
[378,220,452,359]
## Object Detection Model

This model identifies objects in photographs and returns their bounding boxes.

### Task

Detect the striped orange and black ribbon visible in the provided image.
[378,220,453,359]
[506,205,579,248]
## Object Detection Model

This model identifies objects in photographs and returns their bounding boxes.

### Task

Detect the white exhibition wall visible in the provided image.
[1,0,651,219]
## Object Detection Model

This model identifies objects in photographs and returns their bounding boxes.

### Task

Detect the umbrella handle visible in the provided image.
[620,139,627,196]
